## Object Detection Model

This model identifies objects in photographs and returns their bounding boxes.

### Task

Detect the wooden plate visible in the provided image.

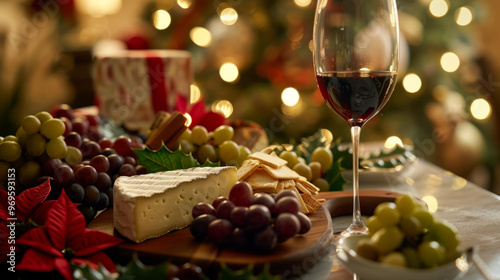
[88,190,399,277]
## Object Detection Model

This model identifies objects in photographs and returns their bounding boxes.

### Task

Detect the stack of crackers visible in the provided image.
[237,151,325,214]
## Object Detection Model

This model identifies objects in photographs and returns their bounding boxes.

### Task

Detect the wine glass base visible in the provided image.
[334,224,368,247]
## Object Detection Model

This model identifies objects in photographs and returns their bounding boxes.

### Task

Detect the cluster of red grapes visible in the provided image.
[164,262,205,280]
[41,105,147,223]
[190,182,312,253]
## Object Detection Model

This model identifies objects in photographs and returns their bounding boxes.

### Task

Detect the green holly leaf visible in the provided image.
[133,144,219,173]
[324,158,346,191]
[291,130,326,162]
[117,254,167,280]
[72,263,117,280]
[218,263,281,280]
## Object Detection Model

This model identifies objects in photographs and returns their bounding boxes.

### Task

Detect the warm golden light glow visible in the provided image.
[177,0,192,9]
[220,8,238,25]
[190,27,212,47]
[212,100,234,118]
[294,0,312,7]
[422,195,438,213]
[219,63,239,83]
[152,10,171,30]
[190,84,201,104]
[75,0,122,17]
[440,52,460,72]
[455,7,473,26]
[403,73,422,93]
[184,113,192,127]
[470,98,491,120]
[321,129,334,147]
[429,0,448,18]
[384,136,404,149]
[281,87,300,106]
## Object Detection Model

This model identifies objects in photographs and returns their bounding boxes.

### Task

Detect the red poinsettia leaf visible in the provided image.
[74,252,117,273]
[30,200,56,226]
[188,98,208,129]
[0,222,9,263]
[54,257,72,280]
[17,227,63,257]
[196,112,226,132]
[17,248,56,272]
[17,178,51,222]
[175,94,188,113]
[45,190,85,250]
[73,229,123,256]
[0,190,8,221]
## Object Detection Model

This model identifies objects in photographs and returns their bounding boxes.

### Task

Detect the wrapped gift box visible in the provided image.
[93,50,192,134]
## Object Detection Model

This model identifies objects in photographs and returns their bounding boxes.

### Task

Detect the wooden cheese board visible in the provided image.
[88,190,399,277]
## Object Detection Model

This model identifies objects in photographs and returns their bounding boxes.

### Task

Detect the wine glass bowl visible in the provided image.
[313,0,399,238]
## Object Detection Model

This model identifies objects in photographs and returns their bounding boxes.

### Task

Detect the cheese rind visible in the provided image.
[113,166,237,243]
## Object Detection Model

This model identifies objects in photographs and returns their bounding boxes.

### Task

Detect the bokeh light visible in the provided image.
[75,0,122,17]
[190,84,201,104]
[440,52,460,72]
[152,10,171,30]
[470,98,491,120]
[219,63,239,83]
[384,136,404,149]
[212,100,234,118]
[190,27,212,47]
[281,87,300,106]
[403,73,422,93]
[455,7,473,26]
[429,0,449,18]
[294,0,312,7]
[220,8,238,25]
[422,195,438,213]
[177,0,191,9]
[183,113,192,127]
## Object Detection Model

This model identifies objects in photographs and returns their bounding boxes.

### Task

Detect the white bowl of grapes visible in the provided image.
[336,194,471,280]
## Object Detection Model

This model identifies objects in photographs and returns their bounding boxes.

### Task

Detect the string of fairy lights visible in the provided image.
[148,0,490,148]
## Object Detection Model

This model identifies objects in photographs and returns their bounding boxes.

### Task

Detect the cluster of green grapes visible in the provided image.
[0,111,69,190]
[356,194,460,268]
[175,125,251,167]
[278,147,333,191]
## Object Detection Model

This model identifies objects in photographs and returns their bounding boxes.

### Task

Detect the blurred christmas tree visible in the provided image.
[137,0,495,186]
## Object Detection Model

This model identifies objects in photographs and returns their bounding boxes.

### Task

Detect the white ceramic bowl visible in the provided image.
[336,235,471,280]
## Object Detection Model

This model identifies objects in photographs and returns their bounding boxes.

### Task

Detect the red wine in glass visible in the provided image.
[316,71,396,127]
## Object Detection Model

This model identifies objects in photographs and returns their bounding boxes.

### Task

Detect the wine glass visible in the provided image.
[313,0,399,239]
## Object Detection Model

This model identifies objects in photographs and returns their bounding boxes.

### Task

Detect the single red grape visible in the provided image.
[230,206,248,228]
[95,172,112,192]
[252,193,276,215]
[274,190,299,202]
[212,196,228,210]
[65,132,82,148]
[99,138,113,150]
[253,226,277,253]
[90,155,109,173]
[113,136,133,157]
[228,181,253,207]
[54,164,74,187]
[75,165,98,186]
[275,213,300,242]
[216,200,235,220]
[118,163,137,176]
[190,214,216,240]
[296,212,312,234]
[275,196,300,216]
[192,202,216,219]
[245,204,271,230]
[207,219,233,244]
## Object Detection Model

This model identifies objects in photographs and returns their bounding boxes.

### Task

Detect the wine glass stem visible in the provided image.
[348,125,367,234]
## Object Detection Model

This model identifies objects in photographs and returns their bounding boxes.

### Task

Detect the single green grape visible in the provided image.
[375,202,400,226]
[35,111,53,123]
[401,247,422,268]
[413,209,434,230]
[433,220,459,251]
[311,147,333,172]
[191,125,209,146]
[219,140,239,165]
[178,129,192,142]
[400,216,422,236]
[15,127,29,148]
[3,135,17,142]
[46,136,68,159]
[0,141,22,162]
[395,194,416,217]
[366,215,383,235]
[370,226,404,255]
[309,161,322,181]
[355,238,379,261]
[237,145,251,166]
[40,118,65,139]
[65,146,83,166]
[197,143,218,163]
[418,241,445,268]
[312,178,329,192]
[380,252,407,267]
[22,115,42,135]
[19,161,41,187]
[213,125,234,145]
[279,150,299,169]
[293,162,312,181]
[180,140,195,154]
[26,133,47,157]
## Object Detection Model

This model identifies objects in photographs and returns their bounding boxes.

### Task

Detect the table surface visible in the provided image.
[303,156,500,280]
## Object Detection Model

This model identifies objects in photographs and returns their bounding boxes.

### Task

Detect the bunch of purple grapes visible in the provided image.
[190,182,312,253]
